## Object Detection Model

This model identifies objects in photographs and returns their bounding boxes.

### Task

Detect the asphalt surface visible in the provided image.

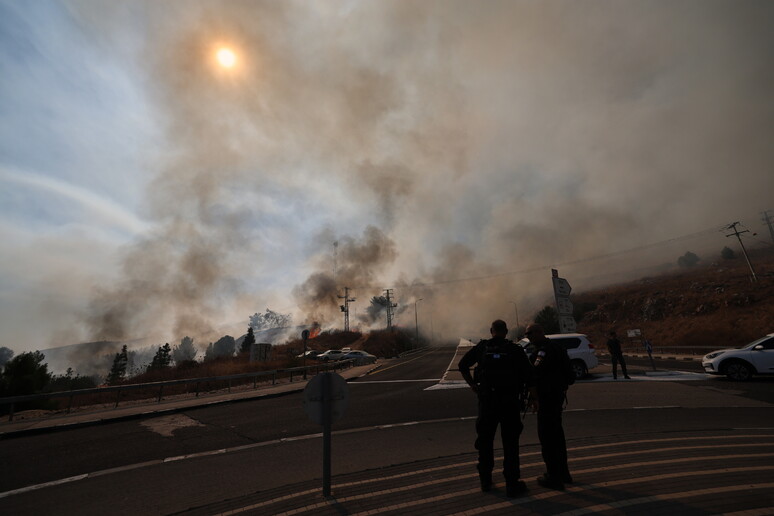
[1,346,772,515]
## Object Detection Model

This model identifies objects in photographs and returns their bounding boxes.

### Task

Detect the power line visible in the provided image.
[353,225,726,291]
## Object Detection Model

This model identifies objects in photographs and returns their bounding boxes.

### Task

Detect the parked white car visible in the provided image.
[341,350,377,365]
[702,333,774,381]
[518,333,599,380]
[317,349,346,362]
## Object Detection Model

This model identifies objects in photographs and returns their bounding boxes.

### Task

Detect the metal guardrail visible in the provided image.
[618,346,717,355]
[0,359,355,422]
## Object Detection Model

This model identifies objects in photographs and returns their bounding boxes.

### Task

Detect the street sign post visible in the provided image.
[627,329,655,370]
[552,269,576,333]
[303,372,349,497]
[301,329,310,379]
[559,315,577,333]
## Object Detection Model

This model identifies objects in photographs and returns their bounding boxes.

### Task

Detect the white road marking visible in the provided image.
[201,435,774,515]
[351,379,440,384]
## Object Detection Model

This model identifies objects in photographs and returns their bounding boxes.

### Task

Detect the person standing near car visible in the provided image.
[606,330,631,379]
[526,323,574,490]
[459,319,536,497]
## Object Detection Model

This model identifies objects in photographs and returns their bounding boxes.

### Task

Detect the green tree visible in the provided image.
[366,296,390,322]
[213,335,236,358]
[172,336,197,363]
[534,306,560,335]
[107,345,128,385]
[721,246,735,260]
[204,342,215,361]
[204,336,236,361]
[147,343,172,372]
[0,351,52,397]
[0,346,14,367]
[249,309,292,331]
[241,326,256,354]
[677,251,700,268]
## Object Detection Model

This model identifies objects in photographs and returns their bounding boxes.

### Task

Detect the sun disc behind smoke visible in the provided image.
[216,48,236,68]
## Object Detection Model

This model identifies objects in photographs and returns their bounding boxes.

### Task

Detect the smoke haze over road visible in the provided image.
[1,1,773,355]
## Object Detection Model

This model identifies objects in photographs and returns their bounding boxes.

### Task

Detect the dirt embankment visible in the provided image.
[573,247,774,351]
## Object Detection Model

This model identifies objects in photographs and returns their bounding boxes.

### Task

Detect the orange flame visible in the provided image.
[309,322,321,339]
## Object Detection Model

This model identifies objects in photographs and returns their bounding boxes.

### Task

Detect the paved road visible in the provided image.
[1,346,772,515]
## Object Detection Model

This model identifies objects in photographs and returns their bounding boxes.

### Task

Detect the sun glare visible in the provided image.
[216,48,236,68]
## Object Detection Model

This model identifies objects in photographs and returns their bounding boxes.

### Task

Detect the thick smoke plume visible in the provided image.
[293,226,397,326]
[66,1,773,349]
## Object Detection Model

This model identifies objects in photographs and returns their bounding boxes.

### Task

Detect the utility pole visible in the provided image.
[725,222,758,283]
[384,289,398,331]
[338,287,355,331]
[333,241,338,282]
[761,210,774,244]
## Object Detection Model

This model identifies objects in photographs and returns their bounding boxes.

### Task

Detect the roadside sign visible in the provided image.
[556,297,574,316]
[303,372,349,425]
[552,277,572,297]
[559,315,577,333]
[303,372,349,497]
[627,329,642,338]
[552,270,576,333]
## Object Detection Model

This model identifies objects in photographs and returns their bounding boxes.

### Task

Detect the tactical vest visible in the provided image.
[474,339,522,392]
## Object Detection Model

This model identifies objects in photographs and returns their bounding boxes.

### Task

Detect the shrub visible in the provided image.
[534,306,561,334]
[677,251,700,268]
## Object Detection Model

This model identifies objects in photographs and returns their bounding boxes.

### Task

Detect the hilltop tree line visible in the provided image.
[676,246,736,269]
[105,327,259,385]
[1,308,293,397]
[0,350,98,400]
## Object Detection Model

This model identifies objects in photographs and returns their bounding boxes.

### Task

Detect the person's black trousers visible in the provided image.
[475,394,524,481]
[537,391,570,481]
[611,353,629,379]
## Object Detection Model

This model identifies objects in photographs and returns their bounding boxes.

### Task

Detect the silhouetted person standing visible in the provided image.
[459,319,536,497]
[526,323,574,490]
[606,330,631,380]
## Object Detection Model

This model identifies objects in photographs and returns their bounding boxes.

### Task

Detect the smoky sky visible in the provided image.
[1,0,773,352]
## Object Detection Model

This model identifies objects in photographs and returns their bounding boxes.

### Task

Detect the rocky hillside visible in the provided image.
[572,246,774,352]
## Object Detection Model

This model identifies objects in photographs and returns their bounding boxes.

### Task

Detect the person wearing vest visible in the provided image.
[526,323,574,490]
[459,319,537,497]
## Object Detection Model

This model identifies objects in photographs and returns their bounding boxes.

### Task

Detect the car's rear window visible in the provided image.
[550,337,582,349]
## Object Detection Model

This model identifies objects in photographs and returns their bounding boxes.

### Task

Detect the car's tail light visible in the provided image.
[588,343,595,349]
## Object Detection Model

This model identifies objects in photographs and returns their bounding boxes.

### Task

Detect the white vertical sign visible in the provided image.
[552,269,577,333]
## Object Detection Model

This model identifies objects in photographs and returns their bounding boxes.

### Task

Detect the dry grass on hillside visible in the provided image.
[573,246,774,351]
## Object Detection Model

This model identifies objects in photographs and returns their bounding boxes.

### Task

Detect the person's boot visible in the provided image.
[537,473,565,490]
[479,473,493,492]
[506,480,528,497]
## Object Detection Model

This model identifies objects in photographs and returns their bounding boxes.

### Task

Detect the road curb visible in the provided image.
[0,364,380,440]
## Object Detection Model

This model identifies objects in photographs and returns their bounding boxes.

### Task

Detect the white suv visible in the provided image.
[702,333,774,381]
[518,333,599,380]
